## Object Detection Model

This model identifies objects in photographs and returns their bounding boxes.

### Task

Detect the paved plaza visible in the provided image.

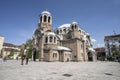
[0,59,120,80]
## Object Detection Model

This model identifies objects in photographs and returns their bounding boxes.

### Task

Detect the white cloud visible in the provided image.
[91,39,96,42]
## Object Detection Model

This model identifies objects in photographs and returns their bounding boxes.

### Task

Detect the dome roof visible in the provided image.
[58,24,71,29]
[72,22,78,24]
[41,11,51,15]
[47,32,56,36]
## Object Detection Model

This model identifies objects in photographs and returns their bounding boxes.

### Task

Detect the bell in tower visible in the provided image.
[38,10,52,32]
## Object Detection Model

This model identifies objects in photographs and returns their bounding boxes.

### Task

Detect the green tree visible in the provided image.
[18,51,23,57]
[111,45,120,59]
[36,50,40,59]
[25,39,33,58]
[9,50,14,59]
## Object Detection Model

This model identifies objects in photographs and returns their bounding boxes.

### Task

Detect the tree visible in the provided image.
[36,50,40,59]
[25,39,33,58]
[111,45,120,60]
[9,50,14,59]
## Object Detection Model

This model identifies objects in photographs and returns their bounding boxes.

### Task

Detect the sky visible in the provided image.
[0,0,120,48]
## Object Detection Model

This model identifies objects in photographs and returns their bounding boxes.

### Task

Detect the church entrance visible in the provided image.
[59,51,64,62]
[67,58,70,62]
[32,48,37,61]
[88,52,93,61]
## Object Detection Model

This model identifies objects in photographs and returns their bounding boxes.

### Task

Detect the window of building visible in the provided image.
[75,25,77,29]
[74,55,77,58]
[79,30,81,33]
[53,53,57,58]
[57,30,59,34]
[63,29,66,33]
[40,16,42,22]
[72,25,74,30]
[44,15,47,22]
[54,37,56,43]
[45,37,48,43]
[49,36,53,42]
[60,30,62,33]
[48,16,50,23]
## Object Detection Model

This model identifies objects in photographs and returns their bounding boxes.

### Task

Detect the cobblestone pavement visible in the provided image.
[0,59,120,80]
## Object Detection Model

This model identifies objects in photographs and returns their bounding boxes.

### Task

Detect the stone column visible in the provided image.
[52,37,54,43]
[92,52,97,62]
[83,40,88,61]
[63,51,65,62]
[39,35,44,61]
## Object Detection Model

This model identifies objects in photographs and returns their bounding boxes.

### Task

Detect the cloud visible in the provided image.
[91,39,96,42]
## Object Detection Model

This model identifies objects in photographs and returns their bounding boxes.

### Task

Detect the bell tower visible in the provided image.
[38,10,52,32]
[70,22,79,38]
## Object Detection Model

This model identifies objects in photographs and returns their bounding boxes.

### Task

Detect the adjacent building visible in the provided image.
[32,10,96,62]
[2,43,21,59]
[104,34,120,59]
[95,47,106,61]
[0,36,4,56]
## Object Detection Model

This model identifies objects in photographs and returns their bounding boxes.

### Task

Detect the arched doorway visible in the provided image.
[32,48,36,61]
[88,52,93,61]
[67,58,69,62]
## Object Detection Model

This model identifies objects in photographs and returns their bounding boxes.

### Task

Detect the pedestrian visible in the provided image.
[25,50,29,65]
[16,56,18,60]
[21,55,25,65]
[26,56,29,65]
[21,49,26,65]
[3,56,7,62]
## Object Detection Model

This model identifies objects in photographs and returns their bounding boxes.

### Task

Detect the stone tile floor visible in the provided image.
[0,59,120,80]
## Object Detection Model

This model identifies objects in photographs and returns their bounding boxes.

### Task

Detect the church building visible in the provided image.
[32,11,96,62]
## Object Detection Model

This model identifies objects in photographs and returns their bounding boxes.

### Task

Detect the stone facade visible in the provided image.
[32,11,96,62]
[0,36,4,56]
[2,43,21,59]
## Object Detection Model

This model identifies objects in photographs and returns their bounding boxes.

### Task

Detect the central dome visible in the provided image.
[41,11,51,15]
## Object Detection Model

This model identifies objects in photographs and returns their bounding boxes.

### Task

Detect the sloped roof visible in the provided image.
[3,43,17,47]
[58,24,71,29]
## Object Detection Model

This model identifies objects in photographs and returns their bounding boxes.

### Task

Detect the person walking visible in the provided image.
[25,51,29,65]
[21,49,26,65]
[21,55,25,65]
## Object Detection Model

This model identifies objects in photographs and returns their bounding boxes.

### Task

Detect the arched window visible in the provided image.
[49,36,53,42]
[57,30,59,34]
[60,30,62,33]
[44,15,47,22]
[72,25,74,30]
[40,16,42,22]
[45,37,48,43]
[48,16,50,23]
[75,25,77,29]
[79,30,81,33]
[63,29,66,33]
[53,53,57,58]
[54,37,56,43]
